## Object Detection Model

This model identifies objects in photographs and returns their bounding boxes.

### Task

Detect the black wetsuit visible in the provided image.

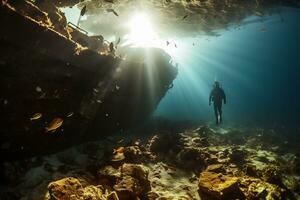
[209,87,226,124]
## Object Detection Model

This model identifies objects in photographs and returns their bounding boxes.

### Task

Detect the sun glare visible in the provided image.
[124,13,158,47]
[122,12,185,61]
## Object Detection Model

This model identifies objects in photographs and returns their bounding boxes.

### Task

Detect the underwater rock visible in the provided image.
[35,1,70,38]
[224,129,246,145]
[239,177,285,199]
[229,147,247,165]
[244,164,259,177]
[68,0,300,37]
[46,177,104,200]
[198,171,245,199]
[1,125,299,199]
[148,133,181,156]
[124,145,145,163]
[97,165,121,188]
[0,2,177,159]
[97,163,150,199]
[114,163,150,200]
[206,164,226,174]
[176,147,206,171]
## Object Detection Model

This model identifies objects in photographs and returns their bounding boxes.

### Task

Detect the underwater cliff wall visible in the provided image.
[0,1,177,159]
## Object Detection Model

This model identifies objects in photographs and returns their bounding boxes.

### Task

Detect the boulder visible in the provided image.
[198,171,245,199]
[113,163,150,200]
[47,177,103,200]
[0,2,177,160]
[148,133,181,155]
[239,177,285,200]
[229,148,246,164]
[124,145,144,163]
[97,165,120,188]
[176,147,206,171]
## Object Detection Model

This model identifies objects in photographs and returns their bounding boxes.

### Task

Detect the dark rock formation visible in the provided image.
[114,163,150,199]
[97,163,151,200]
[0,1,177,160]
[50,0,300,36]
[198,171,245,200]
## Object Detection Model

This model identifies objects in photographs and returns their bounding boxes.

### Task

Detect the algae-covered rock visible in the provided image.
[198,171,245,199]
[239,177,285,200]
[46,177,103,200]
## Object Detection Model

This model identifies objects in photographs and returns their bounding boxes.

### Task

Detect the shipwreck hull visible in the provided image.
[0,3,177,160]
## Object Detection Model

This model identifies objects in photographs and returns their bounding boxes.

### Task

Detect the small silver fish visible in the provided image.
[30,113,42,121]
[66,112,74,117]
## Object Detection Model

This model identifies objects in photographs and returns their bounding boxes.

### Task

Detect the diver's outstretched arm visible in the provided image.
[222,89,226,104]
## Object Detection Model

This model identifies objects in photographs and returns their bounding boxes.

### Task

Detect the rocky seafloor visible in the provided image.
[1,124,300,200]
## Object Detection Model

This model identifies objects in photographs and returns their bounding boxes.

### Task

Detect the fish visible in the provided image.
[30,113,42,121]
[166,41,170,46]
[36,86,42,92]
[80,5,87,16]
[116,85,120,90]
[255,11,263,17]
[107,8,119,17]
[66,112,74,117]
[175,43,177,48]
[113,146,125,154]
[117,139,124,144]
[45,118,63,133]
[182,15,188,20]
[116,37,121,45]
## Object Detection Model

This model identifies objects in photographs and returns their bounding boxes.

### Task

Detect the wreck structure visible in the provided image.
[0,1,177,159]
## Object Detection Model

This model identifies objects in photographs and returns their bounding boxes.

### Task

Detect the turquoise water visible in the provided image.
[154,8,300,126]
[63,6,299,126]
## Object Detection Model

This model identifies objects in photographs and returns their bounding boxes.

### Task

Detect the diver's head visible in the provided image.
[214,81,220,88]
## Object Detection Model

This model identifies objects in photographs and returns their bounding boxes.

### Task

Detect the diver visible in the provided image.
[209,81,226,125]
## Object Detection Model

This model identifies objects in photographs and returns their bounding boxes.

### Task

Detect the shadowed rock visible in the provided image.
[0,2,177,160]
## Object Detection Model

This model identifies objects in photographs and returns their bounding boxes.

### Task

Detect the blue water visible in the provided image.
[154,8,300,126]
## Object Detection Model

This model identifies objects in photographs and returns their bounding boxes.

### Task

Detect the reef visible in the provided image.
[1,124,300,199]
[0,1,177,159]
[55,0,300,36]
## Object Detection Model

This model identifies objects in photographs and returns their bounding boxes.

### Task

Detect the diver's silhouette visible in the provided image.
[209,81,226,125]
